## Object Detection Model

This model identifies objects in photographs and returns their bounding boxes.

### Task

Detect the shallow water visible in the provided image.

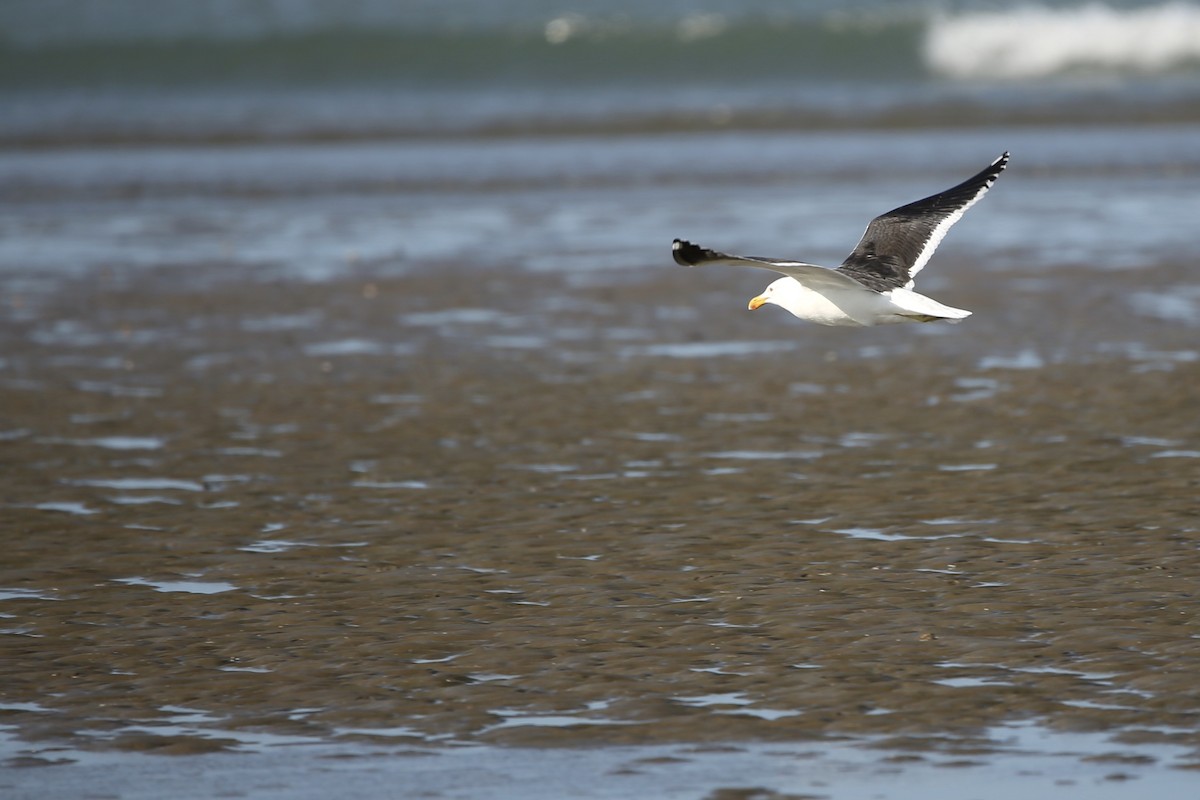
[4,729,1198,800]
[3,115,1200,795]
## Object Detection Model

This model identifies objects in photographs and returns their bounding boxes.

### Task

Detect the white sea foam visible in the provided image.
[926,3,1200,80]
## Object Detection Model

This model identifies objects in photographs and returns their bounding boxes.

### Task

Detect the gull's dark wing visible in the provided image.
[672,239,869,293]
[836,152,1009,292]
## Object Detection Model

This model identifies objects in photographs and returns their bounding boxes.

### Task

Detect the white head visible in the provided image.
[747,276,864,326]
[747,276,804,313]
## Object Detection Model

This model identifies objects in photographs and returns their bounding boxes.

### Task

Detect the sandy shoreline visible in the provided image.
[3,258,1199,780]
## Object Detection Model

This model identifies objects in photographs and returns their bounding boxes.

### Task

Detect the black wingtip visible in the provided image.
[991,152,1010,187]
[672,238,704,267]
[976,151,1010,190]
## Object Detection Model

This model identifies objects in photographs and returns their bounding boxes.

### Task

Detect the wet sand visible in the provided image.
[2,252,1200,793]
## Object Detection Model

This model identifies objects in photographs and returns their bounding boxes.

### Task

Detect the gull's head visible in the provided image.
[748,277,797,311]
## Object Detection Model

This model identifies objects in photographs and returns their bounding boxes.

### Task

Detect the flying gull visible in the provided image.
[672,152,1009,326]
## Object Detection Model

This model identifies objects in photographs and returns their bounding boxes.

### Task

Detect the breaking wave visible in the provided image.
[926,3,1200,80]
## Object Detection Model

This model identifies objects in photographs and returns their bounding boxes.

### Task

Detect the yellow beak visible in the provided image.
[748,294,767,311]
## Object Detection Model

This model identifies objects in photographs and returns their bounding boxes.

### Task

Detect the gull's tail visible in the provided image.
[889,287,972,323]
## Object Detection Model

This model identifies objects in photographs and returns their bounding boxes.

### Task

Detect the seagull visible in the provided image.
[672,152,1009,327]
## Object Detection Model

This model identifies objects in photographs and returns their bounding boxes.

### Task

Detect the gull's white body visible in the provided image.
[755,277,972,327]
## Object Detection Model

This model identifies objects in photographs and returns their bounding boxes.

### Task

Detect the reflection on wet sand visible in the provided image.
[2,254,1200,796]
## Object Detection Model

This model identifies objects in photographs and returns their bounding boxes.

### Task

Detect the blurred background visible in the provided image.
[4,0,1200,140]
[2,0,1199,287]
[0,0,1195,284]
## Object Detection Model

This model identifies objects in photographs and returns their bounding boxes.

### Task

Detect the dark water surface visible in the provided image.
[3,217,1200,795]
[6,0,1200,145]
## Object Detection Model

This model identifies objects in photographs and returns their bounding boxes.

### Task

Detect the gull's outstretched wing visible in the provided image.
[672,239,870,293]
[836,151,1009,292]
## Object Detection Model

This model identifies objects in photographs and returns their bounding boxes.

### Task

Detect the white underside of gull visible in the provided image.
[757,276,971,327]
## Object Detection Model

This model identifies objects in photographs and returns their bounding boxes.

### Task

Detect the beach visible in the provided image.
[3,2,1200,797]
